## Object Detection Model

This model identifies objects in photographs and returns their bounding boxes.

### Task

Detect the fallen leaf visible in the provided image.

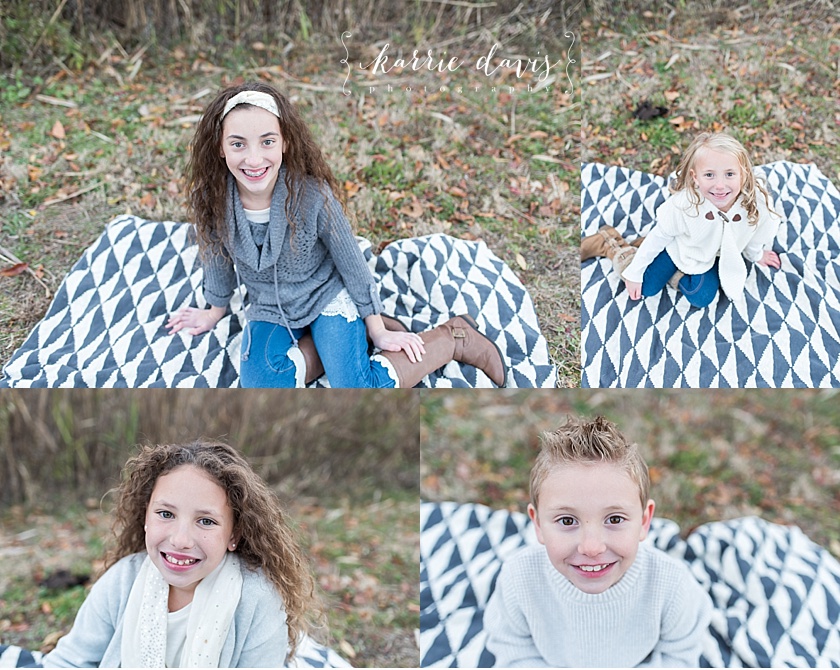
[668,115,697,132]
[343,180,361,197]
[399,198,423,218]
[515,253,527,270]
[50,120,66,139]
[0,263,28,277]
[664,90,680,102]
[338,639,356,659]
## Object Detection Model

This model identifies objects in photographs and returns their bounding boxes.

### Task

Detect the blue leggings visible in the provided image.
[641,250,720,308]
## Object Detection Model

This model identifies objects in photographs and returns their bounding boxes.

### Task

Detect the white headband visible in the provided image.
[221,90,280,120]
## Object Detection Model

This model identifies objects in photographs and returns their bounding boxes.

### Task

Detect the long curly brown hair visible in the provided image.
[104,440,318,660]
[670,132,776,226]
[185,81,344,259]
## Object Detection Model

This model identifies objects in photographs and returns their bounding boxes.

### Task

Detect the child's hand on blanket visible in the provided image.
[167,305,226,336]
[758,250,781,268]
[624,279,643,300]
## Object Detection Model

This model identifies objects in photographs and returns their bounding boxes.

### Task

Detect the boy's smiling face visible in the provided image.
[528,462,654,594]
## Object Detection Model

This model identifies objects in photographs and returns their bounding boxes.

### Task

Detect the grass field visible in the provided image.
[582,3,839,178]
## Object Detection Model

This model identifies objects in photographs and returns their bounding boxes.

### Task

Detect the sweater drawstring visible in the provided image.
[236,264,299,360]
[274,263,298,346]
[235,264,252,360]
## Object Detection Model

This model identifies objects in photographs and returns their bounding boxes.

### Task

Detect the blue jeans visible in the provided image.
[239,315,397,388]
[641,250,719,308]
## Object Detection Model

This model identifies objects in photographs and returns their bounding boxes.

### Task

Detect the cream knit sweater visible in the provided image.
[483,543,712,667]
[622,187,781,299]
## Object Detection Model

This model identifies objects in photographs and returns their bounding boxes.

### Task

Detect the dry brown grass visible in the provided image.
[581,2,840,178]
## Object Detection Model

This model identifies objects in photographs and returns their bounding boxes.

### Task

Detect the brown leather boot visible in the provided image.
[379,315,507,388]
[447,315,507,387]
[378,326,456,389]
[301,315,410,384]
[581,226,640,277]
[580,226,626,261]
[612,246,638,276]
[297,332,325,384]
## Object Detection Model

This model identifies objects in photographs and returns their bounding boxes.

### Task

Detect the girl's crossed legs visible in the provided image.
[641,249,719,308]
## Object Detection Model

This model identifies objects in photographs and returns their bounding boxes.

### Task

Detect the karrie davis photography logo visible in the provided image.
[340,32,576,96]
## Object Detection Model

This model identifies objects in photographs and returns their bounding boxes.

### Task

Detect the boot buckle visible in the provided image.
[451,327,467,339]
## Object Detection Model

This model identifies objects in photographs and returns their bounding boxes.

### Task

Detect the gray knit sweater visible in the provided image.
[202,169,382,329]
[484,543,712,667]
[42,552,288,668]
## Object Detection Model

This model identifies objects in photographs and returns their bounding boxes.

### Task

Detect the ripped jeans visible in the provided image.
[238,313,397,388]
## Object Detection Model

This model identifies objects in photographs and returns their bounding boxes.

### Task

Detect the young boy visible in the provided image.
[483,415,712,667]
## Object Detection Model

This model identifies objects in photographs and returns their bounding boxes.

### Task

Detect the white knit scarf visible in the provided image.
[121,552,243,667]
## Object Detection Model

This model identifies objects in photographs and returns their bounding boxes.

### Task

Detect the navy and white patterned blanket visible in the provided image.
[581,161,840,387]
[420,501,840,667]
[0,634,349,667]
[0,217,555,388]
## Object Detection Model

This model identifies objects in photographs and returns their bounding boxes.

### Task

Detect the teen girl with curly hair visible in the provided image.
[43,441,317,667]
[166,81,507,387]
[581,132,781,308]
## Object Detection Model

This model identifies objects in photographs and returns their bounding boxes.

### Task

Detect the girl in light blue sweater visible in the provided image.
[167,82,506,388]
[43,441,317,668]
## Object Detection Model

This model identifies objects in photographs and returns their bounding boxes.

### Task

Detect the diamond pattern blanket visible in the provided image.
[0,217,555,388]
[0,634,349,668]
[581,161,840,387]
[420,501,840,667]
